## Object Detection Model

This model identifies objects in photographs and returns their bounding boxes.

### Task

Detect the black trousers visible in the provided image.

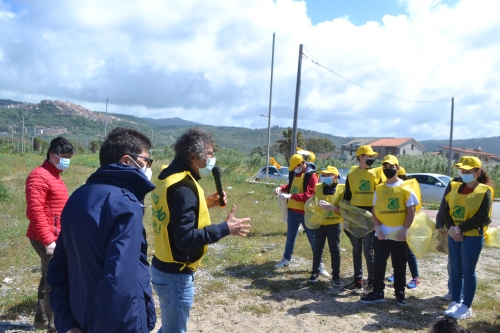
[372,236,408,293]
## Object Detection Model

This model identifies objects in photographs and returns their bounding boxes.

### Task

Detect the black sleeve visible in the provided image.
[343,176,352,202]
[458,189,492,233]
[167,184,228,252]
[436,182,453,229]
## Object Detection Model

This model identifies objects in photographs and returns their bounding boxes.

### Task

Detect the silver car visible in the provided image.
[406,173,451,202]
[255,166,289,182]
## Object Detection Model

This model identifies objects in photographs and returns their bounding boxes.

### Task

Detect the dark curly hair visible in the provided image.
[46,137,75,160]
[174,128,216,163]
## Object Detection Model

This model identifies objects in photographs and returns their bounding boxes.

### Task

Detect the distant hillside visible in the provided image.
[420,137,500,156]
[142,117,201,127]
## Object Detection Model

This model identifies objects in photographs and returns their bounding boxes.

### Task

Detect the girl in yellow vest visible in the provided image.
[360,155,419,306]
[442,156,494,320]
[306,166,345,285]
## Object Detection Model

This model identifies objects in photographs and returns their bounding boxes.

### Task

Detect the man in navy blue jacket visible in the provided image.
[48,127,156,333]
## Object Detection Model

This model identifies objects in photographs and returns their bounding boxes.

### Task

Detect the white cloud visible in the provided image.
[0,0,499,141]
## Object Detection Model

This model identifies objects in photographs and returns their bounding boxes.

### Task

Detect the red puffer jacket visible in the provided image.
[26,160,69,246]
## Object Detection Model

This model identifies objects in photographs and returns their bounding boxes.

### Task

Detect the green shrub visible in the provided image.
[0,180,8,202]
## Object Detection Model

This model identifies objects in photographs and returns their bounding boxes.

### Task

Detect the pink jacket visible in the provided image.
[25,160,69,246]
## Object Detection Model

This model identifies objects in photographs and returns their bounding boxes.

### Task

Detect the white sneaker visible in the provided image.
[319,263,330,277]
[451,304,472,320]
[443,301,461,316]
[442,293,453,301]
[275,258,291,268]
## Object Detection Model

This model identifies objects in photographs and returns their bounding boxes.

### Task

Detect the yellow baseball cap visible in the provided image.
[382,154,399,166]
[289,154,304,169]
[319,166,339,176]
[397,166,406,176]
[356,145,379,157]
[455,156,481,170]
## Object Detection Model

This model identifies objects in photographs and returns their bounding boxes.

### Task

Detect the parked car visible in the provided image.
[406,173,451,202]
[255,166,289,182]
[337,168,349,185]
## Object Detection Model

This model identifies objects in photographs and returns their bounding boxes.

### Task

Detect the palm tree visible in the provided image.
[276,127,306,163]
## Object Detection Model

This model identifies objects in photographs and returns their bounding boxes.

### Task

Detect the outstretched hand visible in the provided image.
[226,205,251,237]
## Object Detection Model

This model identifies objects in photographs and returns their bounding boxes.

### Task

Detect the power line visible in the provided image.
[302,46,449,103]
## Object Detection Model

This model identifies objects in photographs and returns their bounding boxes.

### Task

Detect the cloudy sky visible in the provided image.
[1,0,499,140]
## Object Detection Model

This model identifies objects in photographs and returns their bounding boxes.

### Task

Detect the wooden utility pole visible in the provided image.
[290,44,303,160]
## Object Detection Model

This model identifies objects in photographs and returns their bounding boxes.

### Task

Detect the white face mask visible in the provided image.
[52,154,70,170]
[194,157,216,177]
[129,157,152,181]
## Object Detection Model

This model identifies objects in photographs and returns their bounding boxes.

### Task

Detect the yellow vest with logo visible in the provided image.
[314,183,345,225]
[374,182,412,227]
[348,167,385,207]
[152,170,211,270]
[446,182,492,236]
[287,173,307,210]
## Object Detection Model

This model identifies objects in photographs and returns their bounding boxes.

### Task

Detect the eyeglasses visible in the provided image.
[129,153,154,168]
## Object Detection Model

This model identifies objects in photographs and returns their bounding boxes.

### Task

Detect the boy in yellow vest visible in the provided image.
[307,166,345,285]
[360,155,419,306]
[342,145,384,292]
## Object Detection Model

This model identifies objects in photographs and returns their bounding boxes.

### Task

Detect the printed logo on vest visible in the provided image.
[290,186,299,194]
[359,180,370,191]
[388,198,400,210]
[453,206,465,219]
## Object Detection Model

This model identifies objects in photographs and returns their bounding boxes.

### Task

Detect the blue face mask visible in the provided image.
[54,155,70,170]
[195,157,216,177]
[293,167,302,174]
[321,176,334,185]
[461,173,476,183]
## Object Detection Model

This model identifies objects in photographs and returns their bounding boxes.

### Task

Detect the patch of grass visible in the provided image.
[241,303,273,316]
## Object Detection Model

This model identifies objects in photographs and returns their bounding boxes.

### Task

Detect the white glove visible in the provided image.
[274,187,281,195]
[318,200,335,211]
[343,222,349,230]
[45,242,56,255]
[448,226,461,237]
[279,193,291,200]
[397,227,409,241]
[375,226,385,240]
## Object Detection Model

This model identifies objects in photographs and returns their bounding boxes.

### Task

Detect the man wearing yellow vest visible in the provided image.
[274,153,329,276]
[360,154,419,306]
[342,145,384,292]
[151,128,251,333]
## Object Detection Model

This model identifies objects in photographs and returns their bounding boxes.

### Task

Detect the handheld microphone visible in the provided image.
[211,166,226,207]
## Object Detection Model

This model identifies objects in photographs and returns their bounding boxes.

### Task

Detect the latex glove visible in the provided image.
[279,193,291,200]
[343,222,349,230]
[396,227,409,241]
[45,242,56,255]
[274,187,282,195]
[66,328,84,333]
[448,226,463,242]
[318,200,335,211]
[375,226,385,240]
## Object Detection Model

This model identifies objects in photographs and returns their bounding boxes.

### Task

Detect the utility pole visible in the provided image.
[291,44,303,160]
[265,32,275,178]
[22,116,25,153]
[447,97,454,176]
[104,97,109,137]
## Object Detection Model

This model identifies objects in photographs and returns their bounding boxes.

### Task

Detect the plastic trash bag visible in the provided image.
[406,211,435,258]
[485,226,500,247]
[339,199,373,238]
[435,229,449,254]
[277,191,288,223]
[304,195,325,229]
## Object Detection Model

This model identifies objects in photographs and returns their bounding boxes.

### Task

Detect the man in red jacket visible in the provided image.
[25,136,74,332]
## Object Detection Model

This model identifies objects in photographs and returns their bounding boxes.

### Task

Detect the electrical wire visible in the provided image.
[301,46,449,103]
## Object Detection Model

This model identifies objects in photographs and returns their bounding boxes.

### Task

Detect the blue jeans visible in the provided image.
[151,266,195,333]
[312,224,341,279]
[407,249,419,278]
[345,230,374,281]
[448,235,483,308]
[283,210,315,261]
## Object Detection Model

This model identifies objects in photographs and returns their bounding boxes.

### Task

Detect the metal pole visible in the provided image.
[447,97,454,176]
[22,116,25,153]
[104,97,109,137]
[265,32,275,178]
[291,44,303,160]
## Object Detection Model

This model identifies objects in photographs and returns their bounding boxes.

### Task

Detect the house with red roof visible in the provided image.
[369,138,426,156]
[438,146,500,164]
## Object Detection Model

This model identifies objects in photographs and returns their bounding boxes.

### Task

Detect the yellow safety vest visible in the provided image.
[347,167,385,207]
[374,182,412,227]
[314,183,345,225]
[446,182,492,236]
[151,169,211,270]
[288,173,306,211]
